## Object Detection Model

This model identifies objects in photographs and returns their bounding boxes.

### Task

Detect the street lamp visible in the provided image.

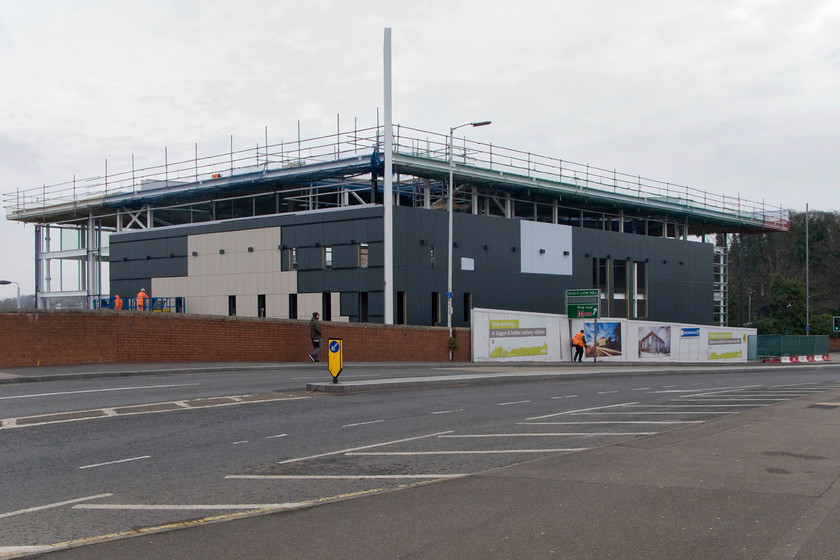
[0,280,21,309]
[447,121,491,351]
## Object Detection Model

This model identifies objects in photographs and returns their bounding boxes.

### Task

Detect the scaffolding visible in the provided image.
[3,123,790,309]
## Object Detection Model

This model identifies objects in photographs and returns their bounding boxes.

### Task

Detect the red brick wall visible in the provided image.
[0,310,471,367]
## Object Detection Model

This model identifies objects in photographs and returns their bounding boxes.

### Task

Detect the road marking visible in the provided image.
[633,387,652,391]
[431,409,464,414]
[0,546,54,554]
[519,421,702,425]
[342,419,384,428]
[0,494,113,519]
[1,394,309,430]
[578,411,740,415]
[551,395,579,399]
[74,503,309,511]
[267,434,287,439]
[226,474,467,480]
[499,400,531,406]
[644,404,766,408]
[79,456,151,470]
[348,449,588,455]
[0,383,201,400]
[527,402,638,421]
[440,432,657,437]
[277,431,454,464]
[597,391,618,394]
[233,441,248,445]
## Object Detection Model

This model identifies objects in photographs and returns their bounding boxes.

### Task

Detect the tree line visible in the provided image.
[726,210,840,336]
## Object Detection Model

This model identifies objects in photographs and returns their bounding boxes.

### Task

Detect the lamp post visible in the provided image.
[0,280,20,309]
[447,121,491,353]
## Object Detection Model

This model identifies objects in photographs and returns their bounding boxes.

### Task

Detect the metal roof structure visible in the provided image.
[3,123,789,308]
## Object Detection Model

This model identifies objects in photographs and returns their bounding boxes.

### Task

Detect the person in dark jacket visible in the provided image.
[308,312,322,362]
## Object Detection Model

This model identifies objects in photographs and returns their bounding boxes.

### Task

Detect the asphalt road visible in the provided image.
[2,363,840,557]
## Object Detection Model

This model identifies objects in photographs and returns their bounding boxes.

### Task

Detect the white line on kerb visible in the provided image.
[226,474,467,480]
[277,431,454,464]
[527,402,638,421]
[0,494,113,519]
[342,419,385,428]
[79,456,151,470]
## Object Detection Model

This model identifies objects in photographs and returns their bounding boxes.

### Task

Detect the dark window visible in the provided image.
[257,294,266,318]
[463,292,472,323]
[431,292,441,325]
[359,292,369,322]
[228,295,236,316]
[288,294,298,319]
[322,292,332,321]
[397,291,406,324]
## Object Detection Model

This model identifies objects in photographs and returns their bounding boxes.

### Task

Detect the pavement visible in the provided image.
[4,358,840,559]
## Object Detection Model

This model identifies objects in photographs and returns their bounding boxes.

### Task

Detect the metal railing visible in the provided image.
[4,124,789,231]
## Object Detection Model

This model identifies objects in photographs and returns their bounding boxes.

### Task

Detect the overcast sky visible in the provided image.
[2,0,838,295]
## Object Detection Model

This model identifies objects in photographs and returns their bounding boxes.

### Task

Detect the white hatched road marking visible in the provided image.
[440,432,657,437]
[79,456,151,470]
[0,494,113,519]
[226,474,467,480]
[277,431,454,464]
[347,449,588,456]
[0,383,201,400]
[527,402,638,421]
[342,419,385,428]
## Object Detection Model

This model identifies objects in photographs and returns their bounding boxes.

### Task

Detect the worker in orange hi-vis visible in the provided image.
[113,294,123,310]
[136,288,149,311]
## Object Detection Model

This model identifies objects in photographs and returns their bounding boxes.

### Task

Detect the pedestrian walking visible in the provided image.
[308,312,322,362]
[572,329,587,362]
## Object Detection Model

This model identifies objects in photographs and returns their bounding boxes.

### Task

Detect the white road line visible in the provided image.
[499,400,531,406]
[527,402,637,421]
[440,432,657,437]
[79,456,151,470]
[633,387,652,391]
[0,383,201,400]
[678,398,786,402]
[577,411,740,415]
[226,474,467,480]
[233,441,248,445]
[597,391,619,395]
[342,419,385,428]
[277,430,454,464]
[0,494,113,519]
[0,547,54,554]
[347,449,588,456]
[267,434,287,439]
[644,404,766,408]
[74,503,306,511]
[431,409,464,414]
[551,395,579,399]
[519,421,702,425]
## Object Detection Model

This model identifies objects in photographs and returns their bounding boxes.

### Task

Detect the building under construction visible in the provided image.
[3,123,789,327]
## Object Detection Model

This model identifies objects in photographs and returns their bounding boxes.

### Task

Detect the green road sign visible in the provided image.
[566,289,600,298]
[568,303,599,319]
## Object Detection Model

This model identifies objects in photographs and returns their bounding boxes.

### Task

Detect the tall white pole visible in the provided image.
[383,28,394,324]
[805,202,810,335]
[447,128,455,344]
